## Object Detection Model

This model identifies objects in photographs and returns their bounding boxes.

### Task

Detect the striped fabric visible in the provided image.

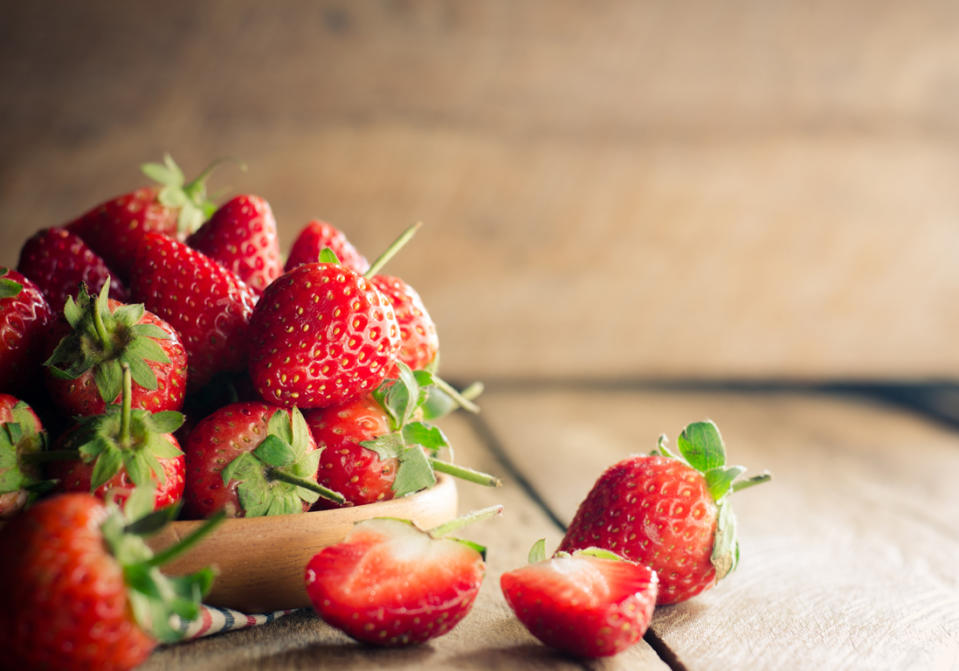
[173,605,298,641]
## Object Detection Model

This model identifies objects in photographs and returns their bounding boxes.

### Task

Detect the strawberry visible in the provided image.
[187,194,282,294]
[182,401,342,519]
[501,541,659,658]
[559,420,770,604]
[247,259,401,408]
[44,280,187,417]
[0,490,222,671]
[306,363,500,506]
[66,154,222,280]
[0,268,54,394]
[370,275,439,372]
[129,232,257,389]
[0,394,47,518]
[304,506,500,646]
[17,226,130,312]
[50,365,186,511]
[285,219,369,275]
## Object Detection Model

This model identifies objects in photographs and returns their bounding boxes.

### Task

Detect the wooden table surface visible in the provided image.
[140,383,959,670]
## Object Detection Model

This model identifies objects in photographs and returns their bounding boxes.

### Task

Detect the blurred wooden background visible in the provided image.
[3,0,959,383]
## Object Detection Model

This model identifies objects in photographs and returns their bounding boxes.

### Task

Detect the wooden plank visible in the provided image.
[479,388,959,669]
[141,409,668,670]
[2,2,959,380]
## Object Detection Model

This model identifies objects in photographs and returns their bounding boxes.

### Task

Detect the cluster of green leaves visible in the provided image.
[220,407,329,517]
[45,280,173,404]
[141,154,221,235]
[103,488,223,643]
[653,420,770,579]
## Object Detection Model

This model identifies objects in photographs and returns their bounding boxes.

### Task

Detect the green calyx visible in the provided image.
[141,153,241,235]
[69,365,184,491]
[652,420,771,581]
[221,407,344,517]
[0,402,48,496]
[45,279,173,405]
[361,362,501,498]
[0,268,22,299]
[529,539,626,564]
[101,488,224,643]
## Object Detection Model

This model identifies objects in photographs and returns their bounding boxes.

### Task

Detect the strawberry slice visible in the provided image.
[501,542,659,658]
[305,506,501,646]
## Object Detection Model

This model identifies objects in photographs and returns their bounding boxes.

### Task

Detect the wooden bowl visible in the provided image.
[147,475,458,612]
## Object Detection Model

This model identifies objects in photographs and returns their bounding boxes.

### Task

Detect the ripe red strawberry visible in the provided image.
[247,260,401,408]
[187,194,282,294]
[306,364,500,506]
[129,232,257,389]
[0,491,222,671]
[371,275,439,372]
[501,542,659,658]
[304,506,500,646]
[50,365,186,511]
[0,394,47,518]
[182,401,341,519]
[559,421,770,605]
[0,268,54,393]
[17,227,130,311]
[285,219,369,275]
[44,280,187,417]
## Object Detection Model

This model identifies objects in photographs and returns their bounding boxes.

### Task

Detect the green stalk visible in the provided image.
[145,511,226,568]
[267,468,346,504]
[364,222,423,278]
[118,364,133,447]
[433,376,481,414]
[429,504,504,537]
[731,472,772,493]
[429,458,501,488]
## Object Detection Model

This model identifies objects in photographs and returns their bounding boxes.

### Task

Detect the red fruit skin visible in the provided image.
[188,195,282,294]
[50,428,186,511]
[0,393,43,518]
[500,554,658,658]
[285,220,369,275]
[45,299,188,417]
[0,493,156,671]
[304,396,396,507]
[0,269,54,393]
[129,233,257,390]
[559,456,719,605]
[371,275,438,372]
[304,518,485,646]
[17,227,130,313]
[248,263,401,408]
[182,401,319,518]
[67,186,180,280]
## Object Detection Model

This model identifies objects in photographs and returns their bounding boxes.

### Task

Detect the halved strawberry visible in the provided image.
[501,542,659,658]
[17,227,130,312]
[182,401,342,519]
[304,506,500,646]
[285,220,369,275]
[44,280,187,417]
[129,233,257,390]
[187,194,282,294]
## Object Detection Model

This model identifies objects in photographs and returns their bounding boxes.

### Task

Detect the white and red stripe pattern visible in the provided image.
[172,605,297,641]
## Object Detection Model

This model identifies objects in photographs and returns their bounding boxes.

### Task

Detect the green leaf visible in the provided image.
[402,422,449,452]
[253,434,296,468]
[146,433,183,460]
[130,323,172,340]
[147,411,185,435]
[361,433,406,461]
[318,248,340,264]
[710,500,739,580]
[267,410,293,445]
[112,303,145,327]
[235,477,272,518]
[221,452,259,486]
[289,407,310,454]
[528,538,547,564]
[123,487,162,529]
[125,451,154,486]
[704,465,746,502]
[392,445,436,497]
[62,294,84,327]
[575,547,626,561]
[91,446,124,490]
[0,273,22,299]
[677,420,726,473]
[94,359,124,404]
[122,353,159,391]
[125,335,171,365]
[141,156,183,186]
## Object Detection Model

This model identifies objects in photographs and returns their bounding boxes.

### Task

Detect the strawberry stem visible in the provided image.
[364,222,423,278]
[145,510,226,568]
[429,504,504,537]
[92,285,112,348]
[433,376,481,414]
[731,471,772,493]
[119,364,133,446]
[429,458,501,487]
[266,468,346,504]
